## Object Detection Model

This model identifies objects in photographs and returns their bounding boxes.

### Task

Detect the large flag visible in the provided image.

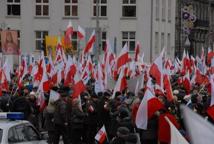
[182,105,214,144]
[135,78,163,129]
[165,117,189,144]
[95,125,107,144]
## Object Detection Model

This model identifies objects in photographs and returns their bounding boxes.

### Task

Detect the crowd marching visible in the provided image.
[0,22,214,144]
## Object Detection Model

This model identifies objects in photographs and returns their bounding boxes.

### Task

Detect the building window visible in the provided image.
[161,32,164,49]
[162,0,166,21]
[122,0,136,17]
[93,0,107,17]
[71,31,78,51]
[35,31,48,50]
[7,0,21,16]
[122,31,136,52]
[64,0,78,17]
[35,0,49,16]
[167,33,170,54]
[167,0,171,22]
[155,32,159,53]
[155,0,159,20]
[101,31,107,50]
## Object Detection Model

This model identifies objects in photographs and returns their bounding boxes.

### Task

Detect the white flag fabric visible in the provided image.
[182,105,214,144]
[49,90,60,103]
[135,78,154,130]
[165,117,189,144]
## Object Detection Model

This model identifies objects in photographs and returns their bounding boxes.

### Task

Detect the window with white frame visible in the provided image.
[167,0,171,22]
[122,31,136,52]
[7,0,21,16]
[93,0,107,17]
[122,0,136,17]
[162,0,166,21]
[64,0,78,17]
[155,32,159,53]
[101,31,107,50]
[167,33,170,54]
[35,0,49,16]
[35,31,48,50]
[155,0,159,20]
[161,32,164,49]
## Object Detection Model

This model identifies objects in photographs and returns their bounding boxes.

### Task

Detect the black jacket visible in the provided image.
[53,99,68,125]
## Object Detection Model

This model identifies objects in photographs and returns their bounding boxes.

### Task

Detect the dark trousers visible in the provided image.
[71,128,83,144]
[52,124,69,144]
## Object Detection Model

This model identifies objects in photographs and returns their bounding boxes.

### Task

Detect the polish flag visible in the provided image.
[111,67,127,99]
[165,117,189,144]
[72,73,86,99]
[95,126,107,144]
[183,71,191,94]
[65,21,73,45]
[83,30,96,54]
[136,78,164,130]
[163,74,174,102]
[134,41,140,62]
[149,50,164,87]
[0,70,9,92]
[78,25,85,40]
[116,43,129,70]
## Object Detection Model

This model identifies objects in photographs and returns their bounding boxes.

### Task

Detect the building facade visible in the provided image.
[0,0,176,65]
[175,0,214,58]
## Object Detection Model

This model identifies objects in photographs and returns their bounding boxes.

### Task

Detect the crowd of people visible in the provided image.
[0,68,213,144]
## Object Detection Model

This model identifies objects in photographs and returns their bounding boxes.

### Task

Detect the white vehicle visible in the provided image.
[0,113,48,144]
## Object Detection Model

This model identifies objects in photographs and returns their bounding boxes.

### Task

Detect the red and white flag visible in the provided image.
[72,73,86,99]
[116,43,130,70]
[83,30,96,54]
[111,67,127,99]
[78,25,85,40]
[149,50,164,87]
[65,20,73,45]
[136,78,163,130]
[165,117,189,144]
[95,125,107,144]
[183,71,191,94]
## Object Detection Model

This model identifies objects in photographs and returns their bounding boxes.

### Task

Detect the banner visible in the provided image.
[45,36,73,59]
[1,30,19,55]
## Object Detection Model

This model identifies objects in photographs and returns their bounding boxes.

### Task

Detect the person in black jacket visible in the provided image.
[70,98,86,144]
[85,93,99,144]
[52,92,69,144]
